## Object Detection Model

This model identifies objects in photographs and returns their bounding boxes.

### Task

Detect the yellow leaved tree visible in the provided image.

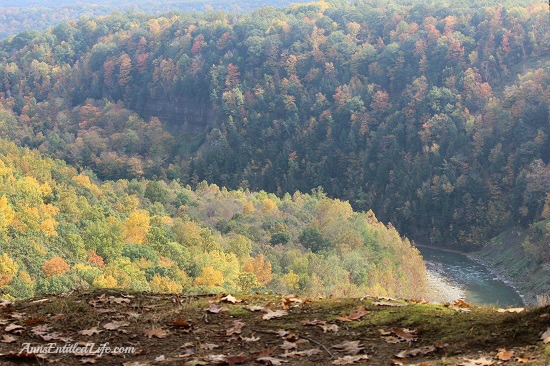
[123,209,151,244]
[0,253,18,286]
[0,196,15,234]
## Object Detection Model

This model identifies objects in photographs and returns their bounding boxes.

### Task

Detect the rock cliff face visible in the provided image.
[137,93,215,134]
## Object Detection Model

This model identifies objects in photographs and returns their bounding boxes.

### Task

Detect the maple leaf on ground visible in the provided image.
[262,309,288,320]
[226,320,245,336]
[108,297,131,305]
[169,316,193,328]
[257,356,289,365]
[382,336,402,344]
[395,343,448,358]
[281,349,322,358]
[143,328,170,339]
[332,355,369,365]
[200,343,219,350]
[256,347,278,358]
[337,306,369,322]
[242,335,260,342]
[244,305,265,312]
[332,341,364,355]
[23,318,46,324]
[280,340,297,350]
[103,321,129,330]
[78,327,102,336]
[320,323,339,333]
[1,334,17,343]
[392,328,418,342]
[5,324,23,332]
[220,294,242,304]
[454,299,471,308]
[206,303,225,314]
[496,349,514,361]
[282,294,303,308]
[541,327,550,344]
[80,358,97,364]
[301,319,326,326]
[459,357,495,366]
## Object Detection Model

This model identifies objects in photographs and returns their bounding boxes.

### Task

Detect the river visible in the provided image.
[417,246,524,307]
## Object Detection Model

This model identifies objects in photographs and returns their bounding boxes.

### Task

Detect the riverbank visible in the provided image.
[473,228,550,306]
[425,268,465,303]
[417,246,524,307]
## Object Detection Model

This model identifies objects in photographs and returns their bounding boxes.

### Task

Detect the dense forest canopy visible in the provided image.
[0,0,312,40]
[0,0,547,254]
[0,137,427,299]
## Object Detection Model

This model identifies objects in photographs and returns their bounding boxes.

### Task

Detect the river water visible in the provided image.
[418,246,524,307]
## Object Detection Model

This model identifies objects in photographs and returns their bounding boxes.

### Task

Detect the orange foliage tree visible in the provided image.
[243,254,272,286]
[42,257,70,277]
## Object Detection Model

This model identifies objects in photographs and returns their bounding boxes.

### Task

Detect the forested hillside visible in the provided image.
[0,138,426,299]
[0,1,548,253]
[0,0,310,40]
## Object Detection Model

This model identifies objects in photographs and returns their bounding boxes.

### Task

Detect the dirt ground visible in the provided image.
[0,289,548,365]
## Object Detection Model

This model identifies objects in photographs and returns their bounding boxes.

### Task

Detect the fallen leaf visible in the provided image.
[226,320,245,336]
[280,341,297,350]
[337,306,369,322]
[24,318,46,324]
[241,335,260,342]
[281,349,321,358]
[319,323,339,333]
[257,356,288,365]
[221,294,241,304]
[541,327,550,344]
[300,319,326,326]
[107,296,131,305]
[262,309,288,320]
[185,360,208,366]
[244,305,265,312]
[143,328,169,339]
[332,341,364,355]
[123,362,152,366]
[1,334,17,343]
[392,328,418,342]
[395,343,447,358]
[103,321,129,330]
[332,355,369,365]
[5,324,23,332]
[206,303,225,314]
[382,336,402,344]
[170,316,193,328]
[459,357,495,366]
[79,327,102,336]
[454,299,471,308]
[200,343,219,350]
[80,358,97,364]
[497,349,514,361]
[155,355,165,362]
[256,347,277,358]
